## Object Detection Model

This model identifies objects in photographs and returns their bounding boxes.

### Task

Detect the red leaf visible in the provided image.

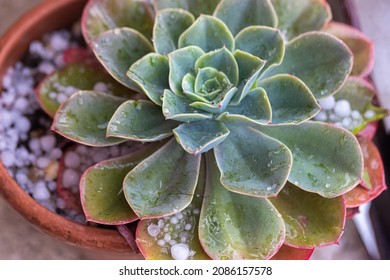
[271,244,314,260]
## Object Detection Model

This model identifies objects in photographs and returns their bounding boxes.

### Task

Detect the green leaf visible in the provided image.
[124,138,201,218]
[36,63,130,118]
[154,0,220,17]
[199,153,285,260]
[269,182,345,248]
[323,22,374,77]
[52,91,126,147]
[258,74,320,124]
[92,28,153,90]
[82,0,154,43]
[153,9,195,55]
[214,127,292,197]
[257,121,363,198]
[231,50,266,104]
[327,78,388,134]
[127,53,169,106]
[235,26,285,70]
[162,89,212,122]
[80,143,163,225]
[194,67,232,100]
[195,47,239,86]
[169,46,205,95]
[262,32,353,99]
[173,120,230,155]
[271,0,331,40]
[190,87,237,114]
[136,160,210,260]
[217,88,272,125]
[214,0,277,35]
[178,15,235,52]
[107,100,178,142]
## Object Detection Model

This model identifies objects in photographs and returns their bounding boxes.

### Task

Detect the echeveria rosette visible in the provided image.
[47,0,388,260]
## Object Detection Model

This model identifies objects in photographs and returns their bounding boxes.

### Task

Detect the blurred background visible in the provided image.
[0,0,389,260]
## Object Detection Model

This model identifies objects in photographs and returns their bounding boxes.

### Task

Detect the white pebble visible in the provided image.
[171,243,190,260]
[16,83,32,96]
[93,82,109,92]
[175,212,184,220]
[15,117,31,133]
[15,172,29,184]
[14,97,29,111]
[180,237,187,243]
[342,117,352,128]
[38,62,56,75]
[33,181,51,201]
[169,240,178,246]
[193,209,200,215]
[62,168,80,188]
[319,96,336,110]
[56,93,68,104]
[92,152,108,163]
[157,240,166,246]
[75,145,88,155]
[364,110,375,119]
[314,111,327,122]
[40,135,56,152]
[29,138,41,153]
[50,33,69,51]
[184,224,192,231]
[351,110,362,120]
[64,151,81,168]
[164,234,171,242]
[170,216,179,225]
[1,150,15,167]
[157,219,165,228]
[334,100,351,118]
[37,157,51,169]
[147,224,161,237]
[49,148,62,160]
[47,181,57,191]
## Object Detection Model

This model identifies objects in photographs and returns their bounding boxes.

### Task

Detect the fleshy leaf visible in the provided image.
[124,139,201,218]
[214,127,292,197]
[127,53,169,106]
[154,0,220,17]
[153,9,195,55]
[217,88,271,125]
[36,63,130,118]
[271,245,313,260]
[52,91,126,147]
[178,15,235,52]
[195,47,239,86]
[80,143,163,225]
[231,50,266,103]
[271,0,331,40]
[269,182,345,248]
[82,0,154,44]
[92,28,153,90]
[328,78,387,134]
[257,122,363,198]
[107,100,178,141]
[262,32,353,99]
[344,137,386,207]
[169,46,205,95]
[136,160,210,260]
[190,87,237,114]
[258,74,320,124]
[323,22,374,77]
[193,67,232,100]
[173,120,230,155]
[162,89,212,122]
[214,0,277,36]
[235,26,285,71]
[199,153,285,260]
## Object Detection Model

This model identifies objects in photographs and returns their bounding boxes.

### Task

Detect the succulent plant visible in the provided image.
[38,0,387,260]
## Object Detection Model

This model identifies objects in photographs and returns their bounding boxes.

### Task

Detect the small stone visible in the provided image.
[334,100,351,118]
[44,161,59,181]
[157,240,166,247]
[62,168,80,188]
[171,243,190,260]
[49,148,63,160]
[56,93,68,104]
[14,97,29,111]
[64,151,81,168]
[184,224,192,231]
[314,111,327,122]
[192,209,200,215]
[50,33,69,51]
[33,181,51,201]
[15,117,31,133]
[170,216,179,225]
[319,96,336,110]
[40,135,56,152]
[37,157,51,169]
[29,138,42,153]
[351,110,362,120]
[164,234,171,242]
[364,110,375,119]
[93,82,109,92]
[147,224,161,237]
[1,150,15,167]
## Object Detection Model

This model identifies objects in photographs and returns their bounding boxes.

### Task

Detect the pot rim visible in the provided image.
[0,0,132,253]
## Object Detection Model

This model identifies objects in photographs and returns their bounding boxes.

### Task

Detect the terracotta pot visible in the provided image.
[0,0,138,257]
